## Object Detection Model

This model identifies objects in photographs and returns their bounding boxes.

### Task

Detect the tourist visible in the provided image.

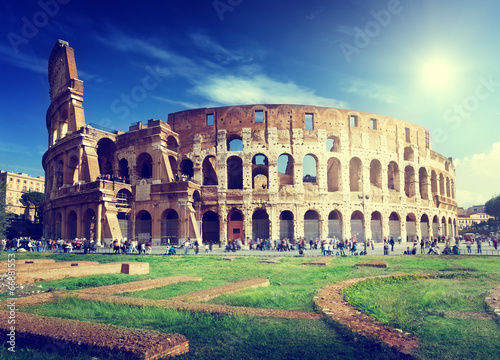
[476,238,482,254]
[466,239,472,253]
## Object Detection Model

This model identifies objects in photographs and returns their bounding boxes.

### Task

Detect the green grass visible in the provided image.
[1,252,499,359]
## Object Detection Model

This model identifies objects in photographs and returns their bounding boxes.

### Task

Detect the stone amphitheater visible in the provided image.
[42,40,457,246]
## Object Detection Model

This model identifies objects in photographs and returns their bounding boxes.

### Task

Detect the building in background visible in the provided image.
[457,212,495,230]
[0,170,45,220]
[43,40,458,245]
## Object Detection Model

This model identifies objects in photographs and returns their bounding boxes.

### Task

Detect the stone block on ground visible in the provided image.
[356,260,388,268]
[121,262,149,275]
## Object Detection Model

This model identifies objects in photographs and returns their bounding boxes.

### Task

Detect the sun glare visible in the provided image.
[421,59,455,88]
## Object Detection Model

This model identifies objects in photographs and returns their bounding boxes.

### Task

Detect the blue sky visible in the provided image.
[0,0,499,208]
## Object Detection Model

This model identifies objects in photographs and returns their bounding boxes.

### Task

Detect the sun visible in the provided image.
[421,59,455,89]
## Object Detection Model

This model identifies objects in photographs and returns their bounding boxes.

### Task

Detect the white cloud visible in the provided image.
[455,141,500,208]
[0,44,46,74]
[190,75,347,108]
[344,79,398,104]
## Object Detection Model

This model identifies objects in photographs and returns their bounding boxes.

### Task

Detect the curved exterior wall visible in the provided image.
[42,41,457,245]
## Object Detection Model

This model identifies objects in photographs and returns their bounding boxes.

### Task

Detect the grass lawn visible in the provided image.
[1,252,499,359]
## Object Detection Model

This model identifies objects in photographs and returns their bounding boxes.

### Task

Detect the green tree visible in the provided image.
[0,181,9,237]
[19,191,45,223]
[485,195,500,219]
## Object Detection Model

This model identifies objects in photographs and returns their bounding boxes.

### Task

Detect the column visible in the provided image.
[96,203,102,246]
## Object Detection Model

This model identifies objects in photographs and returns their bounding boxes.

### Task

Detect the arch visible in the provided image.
[406,213,417,241]
[252,209,270,241]
[83,208,96,241]
[252,154,268,189]
[446,177,450,198]
[67,210,77,240]
[304,210,320,240]
[389,212,400,239]
[448,217,454,238]
[97,138,116,176]
[117,212,131,240]
[193,190,201,203]
[404,165,415,198]
[420,214,430,239]
[403,146,414,161]
[350,211,364,241]
[202,211,219,244]
[370,159,382,189]
[431,170,438,194]
[432,215,440,238]
[180,159,194,178]
[56,160,64,188]
[166,136,179,152]
[228,209,244,241]
[327,157,341,192]
[68,154,79,184]
[303,154,317,183]
[202,156,218,185]
[439,173,445,195]
[277,153,294,185]
[227,135,243,151]
[137,152,153,179]
[419,167,428,200]
[161,209,179,245]
[118,158,129,181]
[388,161,400,191]
[370,211,382,242]
[135,210,152,242]
[55,212,62,239]
[168,155,178,179]
[279,210,294,240]
[326,136,340,152]
[349,157,363,192]
[445,162,450,172]
[328,210,342,239]
[227,156,243,189]
[116,189,132,208]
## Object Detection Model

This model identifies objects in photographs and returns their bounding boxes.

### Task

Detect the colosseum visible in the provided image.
[42,40,458,246]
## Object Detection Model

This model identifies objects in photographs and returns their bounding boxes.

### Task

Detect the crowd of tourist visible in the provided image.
[97,174,129,183]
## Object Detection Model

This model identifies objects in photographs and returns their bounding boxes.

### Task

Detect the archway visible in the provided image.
[432,215,439,238]
[135,210,152,242]
[67,210,77,240]
[350,158,362,191]
[83,208,96,241]
[370,211,382,242]
[167,136,179,152]
[277,153,294,185]
[161,209,179,245]
[388,161,400,191]
[404,166,415,198]
[327,157,341,192]
[406,213,417,241]
[370,160,382,189]
[303,154,317,183]
[328,210,342,239]
[117,212,131,240]
[202,211,219,244]
[227,136,243,151]
[118,158,129,181]
[279,211,294,240]
[137,153,153,179]
[227,156,243,189]
[180,159,194,178]
[403,147,414,161]
[326,136,340,152]
[252,209,270,241]
[228,210,244,241]
[304,210,320,240]
[97,138,116,176]
[252,154,268,189]
[389,212,400,239]
[351,211,364,241]
[202,156,218,185]
[419,167,428,200]
[420,214,429,239]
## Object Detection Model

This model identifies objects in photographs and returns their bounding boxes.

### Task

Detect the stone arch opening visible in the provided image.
[406,213,417,241]
[56,160,64,188]
[280,210,294,240]
[431,170,438,194]
[166,136,179,152]
[303,154,317,183]
[404,165,415,198]
[83,208,96,241]
[252,209,270,241]
[202,156,218,185]
[328,210,342,239]
[326,136,340,152]
[161,209,179,245]
[68,154,79,184]
[135,210,152,242]
[420,214,430,239]
[370,159,382,189]
[351,210,364,241]
[403,146,414,161]
[202,211,219,244]
[118,158,129,181]
[116,189,132,208]
[388,161,400,191]
[439,174,445,195]
[137,153,153,179]
[370,211,382,242]
[227,156,243,189]
[448,217,454,238]
[446,177,450,198]
[389,212,400,239]
[327,157,341,192]
[67,210,77,240]
[350,157,363,192]
[97,138,116,176]
[304,210,320,241]
[180,158,194,178]
[277,153,294,186]
[55,212,62,239]
[228,209,244,241]
[419,167,428,200]
[252,154,268,189]
[193,190,201,203]
[432,215,440,238]
[168,156,178,180]
[227,135,243,151]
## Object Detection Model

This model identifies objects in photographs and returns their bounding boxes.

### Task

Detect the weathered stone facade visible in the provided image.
[43,40,457,245]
